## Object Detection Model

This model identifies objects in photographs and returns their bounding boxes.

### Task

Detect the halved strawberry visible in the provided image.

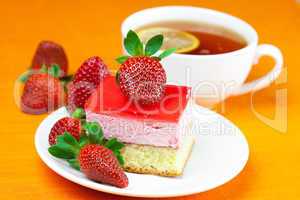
[31,41,68,77]
[116,30,175,105]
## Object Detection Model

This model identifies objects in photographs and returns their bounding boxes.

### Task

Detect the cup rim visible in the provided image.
[121,6,258,59]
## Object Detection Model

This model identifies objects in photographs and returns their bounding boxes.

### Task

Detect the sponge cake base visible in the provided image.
[121,135,195,177]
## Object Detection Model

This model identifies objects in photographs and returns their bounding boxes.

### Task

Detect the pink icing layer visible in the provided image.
[86,111,181,148]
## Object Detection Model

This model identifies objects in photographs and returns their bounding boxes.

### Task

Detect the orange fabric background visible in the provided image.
[0,0,299,199]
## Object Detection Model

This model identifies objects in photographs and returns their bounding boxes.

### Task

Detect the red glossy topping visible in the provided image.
[85,76,190,122]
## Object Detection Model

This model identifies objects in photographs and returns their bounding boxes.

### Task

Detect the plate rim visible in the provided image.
[35,106,249,198]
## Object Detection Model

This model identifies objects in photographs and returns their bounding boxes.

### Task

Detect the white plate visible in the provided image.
[35,106,249,198]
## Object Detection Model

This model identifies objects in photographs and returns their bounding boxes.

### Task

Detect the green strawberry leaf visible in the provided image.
[71,108,86,119]
[145,34,163,56]
[151,56,161,61]
[61,132,80,148]
[158,48,177,60]
[124,30,143,56]
[79,135,89,148]
[48,145,67,159]
[105,138,125,165]
[19,74,28,83]
[48,64,61,78]
[56,134,67,144]
[49,133,80,159]
[67,158,80,170]
[19,70,32,83]
[116,55,129,64]
[84,122,104,144]
[105,138,125,151]
[48,143,77,159]
[114,150,125,166]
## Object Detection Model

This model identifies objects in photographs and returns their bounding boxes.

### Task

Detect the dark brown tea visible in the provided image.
[187,30,246,55]
[137,20,247,55]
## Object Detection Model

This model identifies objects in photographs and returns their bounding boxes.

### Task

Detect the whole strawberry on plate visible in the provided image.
[20,65,66,114]
[79,144,128,188]
[67,56,110,112]
[31,40,68,77]
[48,120,128,188]
[48,108,85,145]
[116,30,176,105]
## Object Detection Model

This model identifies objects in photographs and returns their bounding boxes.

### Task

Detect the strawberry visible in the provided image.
[48,117,81,145]
[67,56,110,112]
[48,108,85,145]
[48,122,127,188]
[116,30,176,105]
[21,73,65,114]
[67,81,95,113]
[118,56,166,104]
[72,56,110,86]
[31,41,68,77]
[79,144,128,188]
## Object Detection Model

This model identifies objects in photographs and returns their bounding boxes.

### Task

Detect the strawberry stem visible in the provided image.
[116,55,129,64]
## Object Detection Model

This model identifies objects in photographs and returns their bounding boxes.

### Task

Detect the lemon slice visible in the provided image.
[137,27,200,54]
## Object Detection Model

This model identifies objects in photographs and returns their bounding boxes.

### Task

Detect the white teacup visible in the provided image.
[121,6,283,104]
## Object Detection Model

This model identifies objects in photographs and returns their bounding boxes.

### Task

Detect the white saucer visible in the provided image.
[35,106,249,198]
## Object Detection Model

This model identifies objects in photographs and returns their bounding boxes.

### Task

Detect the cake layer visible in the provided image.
[86,111,181,148]
[121,135,195,177]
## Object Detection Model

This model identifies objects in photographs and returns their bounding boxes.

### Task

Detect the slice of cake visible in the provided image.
[85,76,194,176]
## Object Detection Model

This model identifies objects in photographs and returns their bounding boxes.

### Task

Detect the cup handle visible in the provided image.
[232,44,283,96]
